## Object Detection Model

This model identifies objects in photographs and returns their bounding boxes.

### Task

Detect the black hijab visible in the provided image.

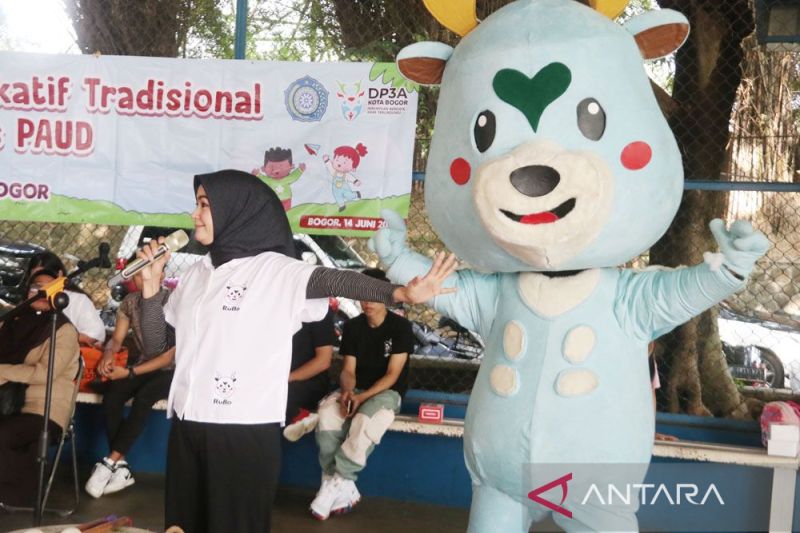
[194,169,296,267]
[0,270,71,365]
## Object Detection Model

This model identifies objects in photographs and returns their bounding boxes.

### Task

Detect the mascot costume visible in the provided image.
[370,0,770,531]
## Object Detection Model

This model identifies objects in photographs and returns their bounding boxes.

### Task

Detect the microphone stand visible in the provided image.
[0,243,110,526]
[33,291,69,525]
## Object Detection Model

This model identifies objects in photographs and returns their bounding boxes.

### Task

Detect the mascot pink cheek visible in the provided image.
[620,141,652,170]
[450,157,471,185]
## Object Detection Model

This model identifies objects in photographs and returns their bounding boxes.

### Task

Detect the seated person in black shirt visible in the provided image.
[283,310,335,441]
[309,268,414,521]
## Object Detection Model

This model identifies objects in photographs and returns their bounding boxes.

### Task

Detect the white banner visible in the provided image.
[0,51,419,235]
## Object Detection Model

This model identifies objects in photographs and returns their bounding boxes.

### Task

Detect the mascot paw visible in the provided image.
[369,209,410,266]
[708,218,770,278]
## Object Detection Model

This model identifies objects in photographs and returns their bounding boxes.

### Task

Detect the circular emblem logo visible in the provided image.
[284,76,329,122]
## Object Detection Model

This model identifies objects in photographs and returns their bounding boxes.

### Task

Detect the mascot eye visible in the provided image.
[577,98,606,141]
[473,110,496,153]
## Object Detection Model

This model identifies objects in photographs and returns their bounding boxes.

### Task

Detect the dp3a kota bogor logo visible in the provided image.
[527,473,725,519]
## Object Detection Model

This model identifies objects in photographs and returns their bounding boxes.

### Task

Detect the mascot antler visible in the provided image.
[422,0,479,37]
[589,0,629,19]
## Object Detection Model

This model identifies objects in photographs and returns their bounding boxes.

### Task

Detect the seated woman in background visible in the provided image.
[84,268,175,498]
[27,251,106,347]
[0,269,81,506]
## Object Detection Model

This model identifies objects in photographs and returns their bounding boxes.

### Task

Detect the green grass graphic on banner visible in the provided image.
[0,193,409,236]
[0,195,193,227]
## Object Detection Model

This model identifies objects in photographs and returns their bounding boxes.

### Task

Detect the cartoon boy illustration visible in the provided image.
[252,147,306,210]
[323,143,367,212]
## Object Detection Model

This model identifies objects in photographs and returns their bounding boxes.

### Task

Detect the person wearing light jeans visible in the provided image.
[310,268,415,521]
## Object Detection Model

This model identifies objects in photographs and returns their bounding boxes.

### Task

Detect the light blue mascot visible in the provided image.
[371,0,770,531]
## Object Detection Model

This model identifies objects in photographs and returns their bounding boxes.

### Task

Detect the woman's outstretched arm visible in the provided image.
[306,251,457,305]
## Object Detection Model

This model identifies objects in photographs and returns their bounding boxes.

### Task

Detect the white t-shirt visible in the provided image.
[164,252,328,424]
[64,290,106,344]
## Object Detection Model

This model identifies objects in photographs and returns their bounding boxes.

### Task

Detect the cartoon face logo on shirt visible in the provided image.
[383,339,393,358]
[224,284,247,306]
[213,372,237,400]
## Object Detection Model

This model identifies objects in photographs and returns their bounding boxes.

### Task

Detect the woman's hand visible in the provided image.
[139,237,170,298]
[393,251,458,305]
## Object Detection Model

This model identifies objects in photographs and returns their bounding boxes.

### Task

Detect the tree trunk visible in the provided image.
[65,0,189,57]
[652,0,757,418]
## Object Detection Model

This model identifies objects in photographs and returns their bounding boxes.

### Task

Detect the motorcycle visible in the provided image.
[723,340,783,389]
[412,316,484,360]
[719,306,794,389]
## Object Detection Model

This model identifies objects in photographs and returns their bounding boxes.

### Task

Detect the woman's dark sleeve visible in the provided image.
[306,267,400,306]
[140,296,176,356]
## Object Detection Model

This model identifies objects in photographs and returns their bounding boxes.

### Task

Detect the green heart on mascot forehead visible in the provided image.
[492,63,572,132]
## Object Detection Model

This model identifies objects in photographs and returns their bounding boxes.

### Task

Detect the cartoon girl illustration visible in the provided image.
[322,143,367,212]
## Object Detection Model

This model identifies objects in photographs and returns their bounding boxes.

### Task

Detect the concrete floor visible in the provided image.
[0,473,474,533]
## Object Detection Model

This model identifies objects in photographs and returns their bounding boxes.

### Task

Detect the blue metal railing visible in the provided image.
[685,180,800,192]
[411,174,800,193]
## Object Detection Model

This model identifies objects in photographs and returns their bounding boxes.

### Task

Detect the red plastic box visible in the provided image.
[418,403,444,424]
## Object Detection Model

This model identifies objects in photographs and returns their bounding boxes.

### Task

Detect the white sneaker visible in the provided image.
[309,474,344,520]
[283,412,320,442]
[331,478,360,515]
[85,458,115,498]
[103,461,135,494]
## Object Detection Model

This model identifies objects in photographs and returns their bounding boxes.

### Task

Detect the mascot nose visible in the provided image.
[510,165,560,197]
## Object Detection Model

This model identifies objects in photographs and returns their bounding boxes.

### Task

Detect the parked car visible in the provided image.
[718,306,800,390]
[0,239,46,307]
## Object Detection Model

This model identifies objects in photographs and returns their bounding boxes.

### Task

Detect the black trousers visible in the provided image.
[102,370,173,455]
[0,413,61,506]
[165,418,281,533]
[284,376,328,423]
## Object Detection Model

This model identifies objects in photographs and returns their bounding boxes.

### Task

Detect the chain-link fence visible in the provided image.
[1,0,799,416]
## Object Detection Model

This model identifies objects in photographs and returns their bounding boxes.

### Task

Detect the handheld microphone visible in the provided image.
[107,230,190,288]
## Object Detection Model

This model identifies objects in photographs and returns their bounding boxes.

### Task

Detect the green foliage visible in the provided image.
[248,0,345,61]
[181,0,235,59]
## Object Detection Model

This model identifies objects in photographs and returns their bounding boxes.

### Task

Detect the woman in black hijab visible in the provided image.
[0,270,80,506]
[138,169,455,533]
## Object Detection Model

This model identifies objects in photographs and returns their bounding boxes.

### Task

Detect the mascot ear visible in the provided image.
[623,9,690,60]
[397,41,454,86]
